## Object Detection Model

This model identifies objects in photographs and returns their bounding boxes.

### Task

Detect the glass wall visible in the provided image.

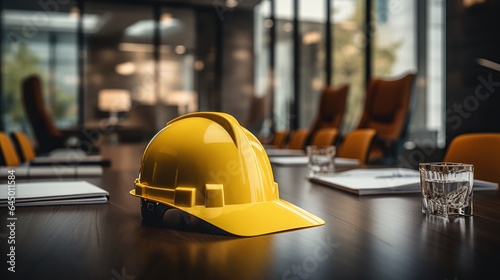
[159,7,197,117]
[274,0,294,131]
[299,0,325,129]
[427,0,445,146]
[372,0,416,77]
[331,0,365,133]
[1,1,78,133]
[84,2,160,135]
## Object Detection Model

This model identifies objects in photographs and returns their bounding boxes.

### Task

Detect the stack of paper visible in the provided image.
[0,165,103,179]
[0,181,109,207]
[269,156,360,167]
[309,168,499,195]
[31,149,111,167]
[265,148,306,157]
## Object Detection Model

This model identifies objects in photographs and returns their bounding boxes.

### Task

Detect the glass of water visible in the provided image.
[419,162,474,218]
[307,145,336,177]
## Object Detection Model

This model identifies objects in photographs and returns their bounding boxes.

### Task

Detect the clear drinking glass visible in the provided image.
[307,145,336,177]
[419,162,474,218]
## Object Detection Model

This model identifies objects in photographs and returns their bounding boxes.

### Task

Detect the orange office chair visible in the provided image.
[337,129,377,164]
[270,130,289,149]
[443,133,500,185]
[10,131,36,163]
[307,85,349,145]
[21,75,99,155]
[287,129,309,150]
[357,72,416,164]
[0,132,21,167]
[311,128,338,148]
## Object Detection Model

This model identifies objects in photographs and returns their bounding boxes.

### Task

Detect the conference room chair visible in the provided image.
[337,129,377,164]
[310,128,338,148]
[443,133,500,185]
[21,75,99,155]
[357,72,416,164]
[10,131,36,163]
[0,132,21,166]
[270,130,289,149]
[287,129,309,150]
[306,84,349,146]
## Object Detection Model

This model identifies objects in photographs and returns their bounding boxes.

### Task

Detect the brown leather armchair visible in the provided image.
[306,85,349,146]
[357,72,416,164]
[21,75,99,154]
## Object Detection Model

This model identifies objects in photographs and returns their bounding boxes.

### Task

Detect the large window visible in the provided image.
[274,0,294,131]
[253,0,445,152]
[299,0,325,129]
[427,0,445,146]
[2,1,78,133]
[372,0,416,78]
[331,0,365,133]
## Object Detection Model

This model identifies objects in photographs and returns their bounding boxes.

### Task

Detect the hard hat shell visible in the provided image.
[130,112,324,236]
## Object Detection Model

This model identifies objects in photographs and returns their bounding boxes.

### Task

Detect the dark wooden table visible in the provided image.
[2,143,500,280]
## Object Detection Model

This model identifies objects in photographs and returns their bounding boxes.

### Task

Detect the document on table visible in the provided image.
[269,156,360,167]
[309,168,499,195]
[32,149,111,166]
[30,155,110,166]
[0,165,103,179]
[265,148,306,157]
[0,181,109,207]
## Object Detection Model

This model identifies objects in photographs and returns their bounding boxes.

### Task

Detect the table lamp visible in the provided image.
[98,89,131,125]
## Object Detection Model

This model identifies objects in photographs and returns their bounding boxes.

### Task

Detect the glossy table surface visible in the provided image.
[1,143,500,280]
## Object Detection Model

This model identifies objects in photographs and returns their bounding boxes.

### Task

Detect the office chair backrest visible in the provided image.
[443,133,500,185]
[337,129,377,164]
[10,131,37,163]
[271,130,289,149]
[22,75,65,154]
[308,85,348,144]
[358,73,415,140]
[311,128,338,148]
[0,132,21,166]
[287,129,309,150]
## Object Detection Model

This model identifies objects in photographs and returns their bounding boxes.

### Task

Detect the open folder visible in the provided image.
[0,181,109,207]
[309,168,499,195]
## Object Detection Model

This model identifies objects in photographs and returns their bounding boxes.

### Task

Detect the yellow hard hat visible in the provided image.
[130,112,324,236]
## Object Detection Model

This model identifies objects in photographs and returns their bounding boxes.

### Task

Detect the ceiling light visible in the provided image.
[194,60,205,71]
[116,62,136,75]
[303,31,321,45]
[282,22,293,32]
[264,19,273,28]
[175,45,186,55]
[226,0,239,8]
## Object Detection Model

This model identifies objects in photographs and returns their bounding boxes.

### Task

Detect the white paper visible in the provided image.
[32,155,104,164]
[269,156,360,167]
[0,165,103,179]
[0,181,109,207]
[265,148,305,157]
[309,168,499,195]
[47,148,88,159]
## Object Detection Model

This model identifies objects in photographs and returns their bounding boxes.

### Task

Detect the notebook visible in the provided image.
[0,181,109,207]
[309,168,499,195]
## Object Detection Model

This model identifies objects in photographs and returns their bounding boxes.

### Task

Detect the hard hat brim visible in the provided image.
[130,190,325,237]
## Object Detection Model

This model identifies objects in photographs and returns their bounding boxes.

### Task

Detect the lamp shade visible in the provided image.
[98,89,131,112]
